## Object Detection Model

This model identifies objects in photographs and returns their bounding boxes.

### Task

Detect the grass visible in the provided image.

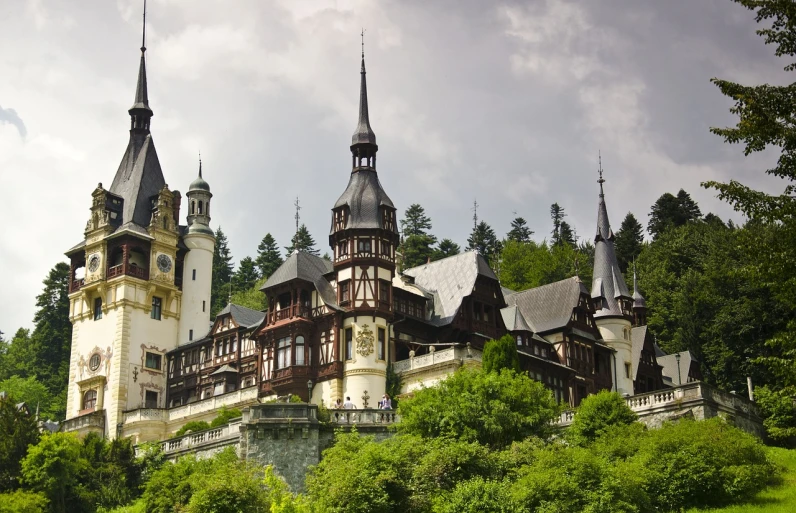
[687,447,796,513]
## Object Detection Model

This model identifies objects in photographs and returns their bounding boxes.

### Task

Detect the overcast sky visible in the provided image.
[0,0,790,333]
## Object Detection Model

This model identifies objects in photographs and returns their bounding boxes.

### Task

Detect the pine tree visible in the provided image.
[467,221,502,266]
[558,220,577,247]
[255,233,283,279]
[648,189,703,239]
[550,203,566,245]
[29,263,72,398]
[400,204,433,237]
[211,227,234,315]
[432,238,461,261]
[233,257,259,294]
[399,204,437,269]
[614,212,645,272]
[285,224,319,255]
[507,217,533,243]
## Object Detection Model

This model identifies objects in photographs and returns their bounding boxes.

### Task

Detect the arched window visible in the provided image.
[191,201,195,215]
[83,389,97,411]
[277,337,291,369]
[198,201,203,215]
[295,336,306,366]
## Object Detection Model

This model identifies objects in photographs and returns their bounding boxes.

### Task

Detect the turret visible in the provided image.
[632,264,647,327]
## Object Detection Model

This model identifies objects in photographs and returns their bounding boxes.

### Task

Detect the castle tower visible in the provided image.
[178,159,215,344]
[64,13,184,438]
[590,158,635,395]
[327,42,399,406]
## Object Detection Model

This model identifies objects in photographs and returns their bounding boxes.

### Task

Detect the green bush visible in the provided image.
[482,334,520,374]
[0,490,48,513]
[432,477,515,513]
[397,368,560,448]
[629,418,775,511]
[755,385,796,445]
[567,390,638,446]
[209,406,242,428]
[174,421,210,438]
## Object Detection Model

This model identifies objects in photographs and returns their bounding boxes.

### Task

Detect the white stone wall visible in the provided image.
[596,318,634,394]
[339,317,388,408]
[178,233,214,345]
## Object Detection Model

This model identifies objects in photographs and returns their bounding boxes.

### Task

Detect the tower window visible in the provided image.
[189,329,193,341]
[145,352,162,370]
[345,328,353,360]
[191,201,195,215]
[277,337,291,369]
[378,328,385,360]
[203,300,206,312]
[296,335,306,366]
[340,281,350,303]
[625,362,632,379]
[192,269,196,280]
[151,297,162,320]
[198,201,203,214]
[93,297,103,320]
[357,239,371,254]
[82,389,97,411]
[89,353,101,372]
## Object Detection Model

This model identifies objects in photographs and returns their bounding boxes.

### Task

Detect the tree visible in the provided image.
[400,204,433,238]
[285,224,319,255]
[21,433,84,513]
[567,391,638,446]
[614,212,645,273]
[0,490,48,513]
[482,335,520,374]
[431,239,461,261]
[211,228,234,316]
[507,217,533,243]
[558,220,576,247]
[647,190,702,239]
[232,257,259,294]
[0,376,54,420]
[255,233,283,279]
[0,393,40,492]
[230,277,268,312]
[549,203,565,244]
[397,368,560,448]
[399,205,437,269]
[0,328,33,382]
[467,221,501,267]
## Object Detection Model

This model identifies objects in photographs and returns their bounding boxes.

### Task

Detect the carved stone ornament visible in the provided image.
[356,324,375,357]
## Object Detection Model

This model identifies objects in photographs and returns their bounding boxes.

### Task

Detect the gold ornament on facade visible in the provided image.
[356,324,375,357]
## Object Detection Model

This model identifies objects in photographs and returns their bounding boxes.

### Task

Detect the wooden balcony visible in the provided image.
[268,305,312,325]
[70,278,85,293]
[107,264,148,281]
[317,361,343,380]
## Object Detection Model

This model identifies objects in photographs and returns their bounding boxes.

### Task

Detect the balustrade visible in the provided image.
[159,421,239,455]
[330,409,399,425]
[393,346,482,374]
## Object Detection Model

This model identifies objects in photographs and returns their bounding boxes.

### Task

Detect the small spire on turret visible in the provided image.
[129,0,153,131]
[351,29,377,161]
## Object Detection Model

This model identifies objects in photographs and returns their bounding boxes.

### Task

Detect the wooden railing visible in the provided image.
[71,278,85,292]
[107,264,148,281]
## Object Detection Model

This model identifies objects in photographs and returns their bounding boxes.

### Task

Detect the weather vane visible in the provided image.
[361,28,366,58]
[142,0,147,52]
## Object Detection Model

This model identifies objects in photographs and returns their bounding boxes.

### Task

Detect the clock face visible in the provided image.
[157,254,172,273]
[88,254,100,272]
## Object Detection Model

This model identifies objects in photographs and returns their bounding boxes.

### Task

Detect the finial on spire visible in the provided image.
[472,199,479,231]
[198,151,202,178]
[294,196,301,236]
[597,150,605,197]
[351,28,377,150]
[361,28,365,59]
[141,0,147,52]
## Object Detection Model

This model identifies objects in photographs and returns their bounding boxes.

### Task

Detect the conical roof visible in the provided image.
[351,55,377,147]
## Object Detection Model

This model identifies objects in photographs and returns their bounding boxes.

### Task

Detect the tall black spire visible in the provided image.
[590,154,632,319]
[351,29,377,169]
[129,0,153,133]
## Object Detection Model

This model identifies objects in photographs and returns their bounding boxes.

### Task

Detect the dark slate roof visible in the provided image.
[631,325,648,381]
[262,251,339,309]
[657,350,696,386]
[189,160,210,192]
[505,277,587,334]
[632,270,647,308]
[332,169,395,232]
[500,305,533,332]
[591,186,631,318]
[351,56,377,147]
[130,50,151,113]
[210,364,238,376]
[217,303,265,329]
[402,251,497,327]
[653,343,666,358]
[108,133,166,228]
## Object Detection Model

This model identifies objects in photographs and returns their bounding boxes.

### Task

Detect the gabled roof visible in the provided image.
[631,325,648,381]
[217,303,265,329]
[109,134,166,228]
[504,277,588,334]
[402,251,497,327]
[657,350,696,386]
[332,169,395,231]
[262,251,339,309]
[500,305,533,332]
[210,364,238,376]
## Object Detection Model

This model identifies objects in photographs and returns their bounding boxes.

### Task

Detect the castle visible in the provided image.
[61,17,704,443]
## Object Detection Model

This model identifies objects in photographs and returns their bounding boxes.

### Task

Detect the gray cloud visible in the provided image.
[0,105,27,139]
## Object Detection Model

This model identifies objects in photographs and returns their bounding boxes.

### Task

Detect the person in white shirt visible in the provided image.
[343,396,355,409]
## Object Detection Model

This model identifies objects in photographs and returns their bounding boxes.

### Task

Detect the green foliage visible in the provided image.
[500,239,586,292]
[184,463,268,513]
[0,394,40,492]
[385,363,403,410]
[648,189,702,239]
[482,335,520,374]
[432,477,514,513]
[210,406,242,428]
[229,276,268,311]
[755,385,796,445]
[0,490,48,513]
[432,238,461,261]
[285,224,319,255]
[467,221,502,267]
[614,212,645,273]
[232,256,260,293]
[21,433,84,513]
[397,368,559,448]
[401,204,433,237]
[0,376,57,421]
[211,227,234,316]
[174,421,210,437]
[506,217,533,243]
[401,234,437,270]
[567,391,638,446]
[255,233,283,279]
